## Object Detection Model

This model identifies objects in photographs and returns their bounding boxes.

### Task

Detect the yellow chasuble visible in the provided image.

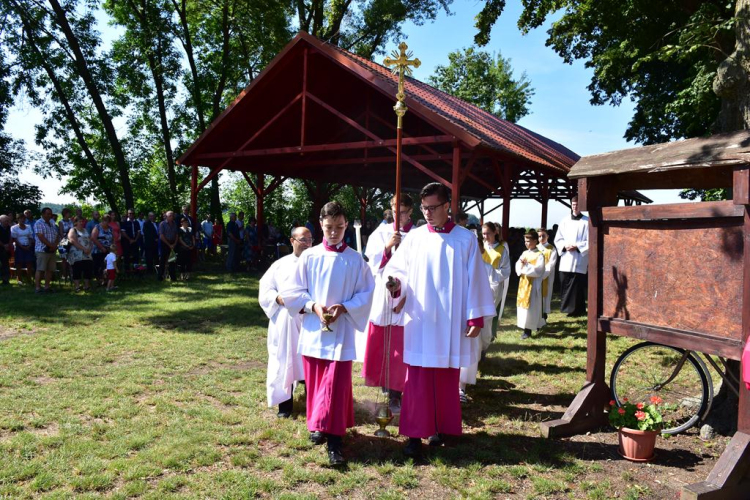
[540,243,554,298]
[517,249,542,309]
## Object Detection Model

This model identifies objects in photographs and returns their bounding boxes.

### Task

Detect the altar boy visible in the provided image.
[516,230,547,339]
[281,202,374,466]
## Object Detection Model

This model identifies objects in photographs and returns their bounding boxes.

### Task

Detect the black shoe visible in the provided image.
[309,431,326,445]
[404,438,422,458]
[327,447,345,466]
[542,313,548,320]
[521,329,532,340]
[277,398,293,418]
[427,433,443,447]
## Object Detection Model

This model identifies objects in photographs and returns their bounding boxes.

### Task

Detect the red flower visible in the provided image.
[635,411,646,421]
[636,403,644,410]
[609,400,616,407]
[618,408,626,415]
[650,396,663,404]
[622,398,629,402]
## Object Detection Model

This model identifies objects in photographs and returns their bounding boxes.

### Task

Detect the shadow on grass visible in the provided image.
[478,356,579,378]
[341,430,704,472]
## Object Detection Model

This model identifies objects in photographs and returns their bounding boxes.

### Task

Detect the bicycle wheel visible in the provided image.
[610,342,712,435]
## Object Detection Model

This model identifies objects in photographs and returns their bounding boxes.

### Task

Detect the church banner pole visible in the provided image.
[384,43,420,231]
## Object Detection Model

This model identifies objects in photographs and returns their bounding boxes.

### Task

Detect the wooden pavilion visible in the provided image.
[177,32,586,235]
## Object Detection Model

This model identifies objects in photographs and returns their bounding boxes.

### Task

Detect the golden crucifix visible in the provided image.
[383,42,421,129]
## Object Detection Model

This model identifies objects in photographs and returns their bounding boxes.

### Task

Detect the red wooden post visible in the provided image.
[256,173,265,227]
[300,48,307,148]
[541,196,549,229]
[737,166,750,434]
[451,143,460,217]
[502,166,511,241]
[190,164,198,221]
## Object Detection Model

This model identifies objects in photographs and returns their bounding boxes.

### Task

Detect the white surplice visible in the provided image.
[384,225,496,368]
[355,222,413,362]
[494,241,511,319]
[461,246,503,386]
[281,244,375,362]
[259,253,304,407]
[553,214,589,274]
[516,249,546,330]
[538,242,558,314]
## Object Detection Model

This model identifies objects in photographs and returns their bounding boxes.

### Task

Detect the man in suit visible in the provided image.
[143,211,160,274]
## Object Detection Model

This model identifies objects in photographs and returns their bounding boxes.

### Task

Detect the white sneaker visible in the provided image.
[459,389,469,404]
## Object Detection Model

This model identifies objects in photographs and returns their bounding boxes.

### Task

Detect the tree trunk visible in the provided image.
[703,0,750,435]
[47,0,135,209]
[147,46,178,209]
[15,5,119,212]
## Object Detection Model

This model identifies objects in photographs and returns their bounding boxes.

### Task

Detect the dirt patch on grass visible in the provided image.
[187,360,263,376]
[0,324,38,341]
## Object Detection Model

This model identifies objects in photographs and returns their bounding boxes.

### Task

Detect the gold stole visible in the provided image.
[517,250,540,309]
[540,243,554,298]
[482,244,501,269]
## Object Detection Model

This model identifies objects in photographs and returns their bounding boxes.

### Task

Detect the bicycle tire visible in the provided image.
[610,341,712,435]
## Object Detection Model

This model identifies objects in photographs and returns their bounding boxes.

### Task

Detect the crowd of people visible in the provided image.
[259,184,589,466]
[0,204,226,292]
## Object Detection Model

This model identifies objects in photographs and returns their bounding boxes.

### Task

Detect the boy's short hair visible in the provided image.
[524,229,539,242]
[109,244,118,252]
[536,228,548,235]
[320,201,346,221]
[456,211,469,222]
[390,194,414,208]
[419,182,450,203]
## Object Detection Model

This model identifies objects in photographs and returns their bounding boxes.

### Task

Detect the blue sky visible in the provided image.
[9,0,687,226]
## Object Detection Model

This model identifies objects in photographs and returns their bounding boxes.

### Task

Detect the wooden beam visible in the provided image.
[307,91,452,187]
[300,48,308,148]
[195,135,455,160]
[601,200,743,222]
[235,92,302,153]
[241,171,261,197]
[196,165,224,193]
[735,166,750,205]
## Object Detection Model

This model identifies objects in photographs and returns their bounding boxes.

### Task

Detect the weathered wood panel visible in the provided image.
[601,221,744,342]
[602,200,743,221]
[569,130,750,179]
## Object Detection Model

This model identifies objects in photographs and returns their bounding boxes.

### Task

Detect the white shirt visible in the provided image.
[384,225,496,368]
[11,224,33,247]
[105,252,117,270]
[554,213,589,274]
[281,244,375,362]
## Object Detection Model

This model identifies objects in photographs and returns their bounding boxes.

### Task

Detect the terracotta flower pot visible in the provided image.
[618,427,658,462]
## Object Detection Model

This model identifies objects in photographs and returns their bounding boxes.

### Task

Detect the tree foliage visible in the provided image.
[428,47,534,123]
[295,0,452,58]
[474,0,739,144]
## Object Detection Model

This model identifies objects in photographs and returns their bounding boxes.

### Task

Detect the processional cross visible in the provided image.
[372,44,420,439]
[383,43,420,226]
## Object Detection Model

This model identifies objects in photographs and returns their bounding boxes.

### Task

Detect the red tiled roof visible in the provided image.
[324,41,579,173]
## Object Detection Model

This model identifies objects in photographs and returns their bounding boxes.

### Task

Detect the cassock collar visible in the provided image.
[323,239,348,253]
[571,212,583,220]
[427,220,456,233]
[394,221,414,232]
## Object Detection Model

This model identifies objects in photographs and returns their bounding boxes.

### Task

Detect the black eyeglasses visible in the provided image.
[420,202,447,213]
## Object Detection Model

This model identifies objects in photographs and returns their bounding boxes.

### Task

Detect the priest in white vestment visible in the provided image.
[259,226,312,418]
[362,195,414,415]
[281,202,375,467]
[383,183,495,458]
[554,196,589,316]
[517,230,547,339]
[537,228,558,320]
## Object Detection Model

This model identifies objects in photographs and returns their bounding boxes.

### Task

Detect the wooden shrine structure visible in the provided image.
[177,32,585,236]
[540,130,750,499]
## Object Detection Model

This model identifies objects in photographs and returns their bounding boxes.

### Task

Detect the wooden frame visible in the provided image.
[539,131,750,500]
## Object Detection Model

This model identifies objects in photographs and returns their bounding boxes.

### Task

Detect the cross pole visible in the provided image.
[383,42,420,230]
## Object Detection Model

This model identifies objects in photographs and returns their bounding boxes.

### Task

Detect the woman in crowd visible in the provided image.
[176,217,195,280]
[109,210,122,257]
[212,218,223,252]
[67,216,93,292]
[10,213,34,284]
[58,208,74,281]
[91,215,114,286]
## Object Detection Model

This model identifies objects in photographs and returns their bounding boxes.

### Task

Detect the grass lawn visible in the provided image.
[0,267,729,499]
